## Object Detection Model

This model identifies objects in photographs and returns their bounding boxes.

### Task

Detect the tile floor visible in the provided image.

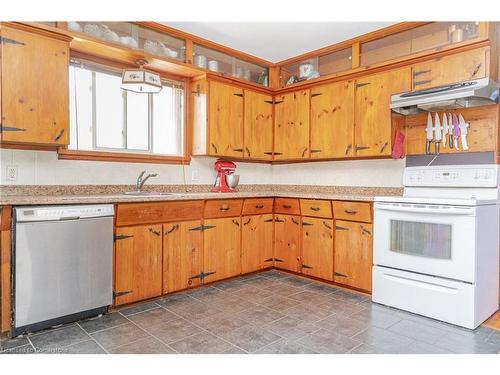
[1,270,500,354]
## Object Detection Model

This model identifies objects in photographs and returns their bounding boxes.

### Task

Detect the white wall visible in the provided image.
[0,149,404,187]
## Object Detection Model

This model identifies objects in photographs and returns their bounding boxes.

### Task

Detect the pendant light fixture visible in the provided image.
[121,59,162,94]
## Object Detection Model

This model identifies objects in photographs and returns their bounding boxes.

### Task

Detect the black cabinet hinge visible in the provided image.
[114,234,134,241]
[233,93,243,97]
[302,264,313,269]
[264,218,274,223]
[356,82,371,88]
[0,124,26,132]
[274,258,284,263]
[190,271,216,280]
[264,100,274,104]
[264,258,274,262]
[302,221,313,226]
[190,225,216,232]
[311,93,323,98]
[310,149,322,153]
[335,226,348,231]
[113,290,132,298]
[333,272,347,278]
[274,100,284,105]
[0,37,25,45]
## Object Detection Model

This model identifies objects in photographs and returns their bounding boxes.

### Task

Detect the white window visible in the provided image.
[68,62,184,156]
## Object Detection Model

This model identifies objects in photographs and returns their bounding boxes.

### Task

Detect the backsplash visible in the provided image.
[0,149,405,187]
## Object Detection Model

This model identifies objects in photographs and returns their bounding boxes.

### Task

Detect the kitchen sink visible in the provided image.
[123,191,177,196]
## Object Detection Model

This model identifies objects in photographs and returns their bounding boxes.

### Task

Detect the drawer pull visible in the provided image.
[344,209,357,215]
[149,228,161,236]
[255,204,264,209]
[220,205,230,211]
[54,128,65,142]
[310,207,321,211]
[283,204,292,209]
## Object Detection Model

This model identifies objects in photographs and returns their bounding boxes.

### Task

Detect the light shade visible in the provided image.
[121,68,162,93]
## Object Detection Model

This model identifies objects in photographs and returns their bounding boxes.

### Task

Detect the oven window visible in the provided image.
[390,220,452,259]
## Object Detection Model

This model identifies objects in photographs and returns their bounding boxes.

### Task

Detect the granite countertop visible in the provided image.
[0,184,403,205]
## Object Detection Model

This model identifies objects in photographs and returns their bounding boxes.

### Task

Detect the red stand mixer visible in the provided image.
[212,160,238,193]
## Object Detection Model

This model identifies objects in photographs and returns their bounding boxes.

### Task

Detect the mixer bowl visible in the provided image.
[226,174,240,189]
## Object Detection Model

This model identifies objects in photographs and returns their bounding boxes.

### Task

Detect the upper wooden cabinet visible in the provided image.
[354,68,411,157]
[310,80,355,158]
[274,90,310,160]
[114,224,163,305]
[411,48,488,91]
[208,80,244,157]
[0,25,70,146]
[243,90,274,160]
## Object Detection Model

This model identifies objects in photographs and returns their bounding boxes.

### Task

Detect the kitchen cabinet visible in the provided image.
[274,90,310,160]
[354,68,411,157]
[411,48,487,91]
[244,90,274,160]
[0,25,70,146]
[163,220,203,293]
[114,224,163,305]
[208,80,244,157]
[334,220,373,291]
[241,214,274,273]
[310,80,355,158]
[274,214,301,272]
[301,217,334,281]
[203,217,241,283]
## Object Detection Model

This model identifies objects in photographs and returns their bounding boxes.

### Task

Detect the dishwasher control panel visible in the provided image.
[15,205,114,222]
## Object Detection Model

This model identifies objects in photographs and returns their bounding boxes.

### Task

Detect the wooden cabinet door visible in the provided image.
[163,220,203,294]
[244,90,274,160]
[334,220,373,292]
[203,217,241,283]
[412,48,487,91]
[310,80,354,158]
[301,217,334,281]
[1,26,69,145]
[274,214,301,272]
[114,225,163,305]
[208,80,243,157]
[241,214,274,273]
[354,68,410,157]
[274,90,310,160]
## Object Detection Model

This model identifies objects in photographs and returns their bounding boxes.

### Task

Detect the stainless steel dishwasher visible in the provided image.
[12,205,114,336]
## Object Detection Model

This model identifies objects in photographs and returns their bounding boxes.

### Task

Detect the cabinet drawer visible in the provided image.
[242,198,274,215]
[116,201,204,226]
[274,198,301,215]
[204,199,243,218]
[300,199,332,218]
[332,201,372,223]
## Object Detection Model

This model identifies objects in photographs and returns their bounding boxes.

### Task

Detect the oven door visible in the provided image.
[373,202,476,282]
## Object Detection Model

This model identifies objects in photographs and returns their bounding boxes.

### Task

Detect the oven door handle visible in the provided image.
[375,203,475,216]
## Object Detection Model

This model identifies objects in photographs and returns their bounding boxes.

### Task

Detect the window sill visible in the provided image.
[57,148,191,165]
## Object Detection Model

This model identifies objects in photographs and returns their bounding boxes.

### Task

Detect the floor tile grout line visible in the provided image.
[75,322,110,354]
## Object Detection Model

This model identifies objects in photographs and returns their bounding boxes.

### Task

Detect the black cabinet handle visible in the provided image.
[344,210,357,215]
[310,207,321,212]
[149,228,161,236]
[255,205,264,209]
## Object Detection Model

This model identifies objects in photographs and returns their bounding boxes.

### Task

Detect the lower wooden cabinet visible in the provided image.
[241,214,274,273]
[334,220,373,291]
[163,220,203,293]
[203,217,242,283]
[114,224,163,305]
[274,214,301,272]
[301,217,334,281]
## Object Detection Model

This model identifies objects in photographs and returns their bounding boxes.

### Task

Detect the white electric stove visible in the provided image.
[373,164,500,329]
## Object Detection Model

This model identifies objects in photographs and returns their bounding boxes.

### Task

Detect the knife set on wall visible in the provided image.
[425,112,469,155]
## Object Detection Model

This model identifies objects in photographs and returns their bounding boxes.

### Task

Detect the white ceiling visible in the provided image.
[163,22,397,62]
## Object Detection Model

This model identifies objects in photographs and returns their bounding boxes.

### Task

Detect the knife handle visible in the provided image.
[434,142,440,155]
[426,140,431,155]
[461,135,469,151]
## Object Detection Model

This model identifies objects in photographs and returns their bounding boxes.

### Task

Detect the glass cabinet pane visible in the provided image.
[193,44,269,86]
[281,47,352,87]
[361,22,482,67]
[68,22,185,61]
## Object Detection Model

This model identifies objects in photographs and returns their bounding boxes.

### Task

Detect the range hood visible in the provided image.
[390,77,499,115]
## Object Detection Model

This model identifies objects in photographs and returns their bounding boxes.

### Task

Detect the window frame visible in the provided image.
[58,55,191,165]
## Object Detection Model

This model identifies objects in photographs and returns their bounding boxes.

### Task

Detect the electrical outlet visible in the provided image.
[191,170,198,182]
[6,165,18,182]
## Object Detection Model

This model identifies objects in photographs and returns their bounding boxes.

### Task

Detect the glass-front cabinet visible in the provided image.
[66,21,186,61]
[192,44,269,86]
[360,22,484,67]
[280,47,352,87]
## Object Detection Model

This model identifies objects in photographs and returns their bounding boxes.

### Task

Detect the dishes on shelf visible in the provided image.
[83,23,101,38]
[68,21,82,32]
[143,39,178,58]
[119,36,138,48]
[208,60,219,72]
[194,54,207,68]
[101,25,119,43]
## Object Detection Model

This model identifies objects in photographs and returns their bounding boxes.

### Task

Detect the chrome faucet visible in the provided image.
[136,170,158,192]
